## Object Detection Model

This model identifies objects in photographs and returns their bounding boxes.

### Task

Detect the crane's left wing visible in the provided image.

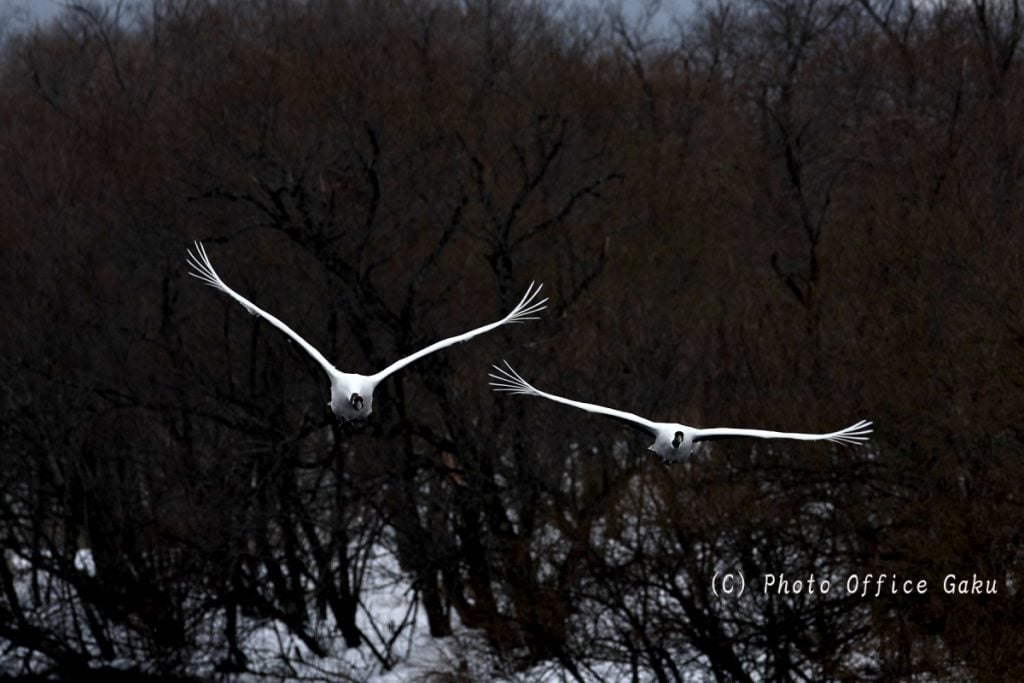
[370,283,547,383]
[693,419,873,445]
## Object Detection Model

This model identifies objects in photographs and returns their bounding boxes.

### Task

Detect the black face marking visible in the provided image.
[350,393,364,411]
[672,431,685,449]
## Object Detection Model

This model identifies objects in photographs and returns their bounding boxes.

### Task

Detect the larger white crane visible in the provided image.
[187,241,547,420]
[489,361,872,463]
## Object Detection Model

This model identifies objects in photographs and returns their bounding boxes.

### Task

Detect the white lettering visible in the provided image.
[943,573,997,595]
[846,573,928,596]
[763,573,830,595]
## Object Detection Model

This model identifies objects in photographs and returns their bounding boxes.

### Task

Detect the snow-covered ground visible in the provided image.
[2,542,628,682]
[4,544,444,681]
[2,449,880,681]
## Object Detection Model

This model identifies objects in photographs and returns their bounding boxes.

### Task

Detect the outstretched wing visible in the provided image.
[370,283,548,383]
[693,419,873,445]
[489,361,659,436]
[186,241,338,378]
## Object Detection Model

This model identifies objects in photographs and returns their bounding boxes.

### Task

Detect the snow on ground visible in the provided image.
[3,541,589,681]
[2,451,876,681]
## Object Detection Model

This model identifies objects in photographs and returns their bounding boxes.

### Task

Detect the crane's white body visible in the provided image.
[489,362,872,463]
[187,241,547,420]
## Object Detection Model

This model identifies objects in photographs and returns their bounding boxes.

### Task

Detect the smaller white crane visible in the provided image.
[489,361,872,463]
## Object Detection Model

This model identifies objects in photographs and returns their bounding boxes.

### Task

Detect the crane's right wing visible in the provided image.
[489,361,659,436]
[186,241,337,378]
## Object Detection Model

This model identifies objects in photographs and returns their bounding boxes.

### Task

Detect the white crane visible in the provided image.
[187,241,547,420]
[489,361,872,463]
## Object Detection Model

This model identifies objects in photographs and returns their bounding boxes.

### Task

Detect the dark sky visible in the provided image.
[10,0,695,35]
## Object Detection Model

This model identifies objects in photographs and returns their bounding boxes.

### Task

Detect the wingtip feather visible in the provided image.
[505,282,548,324]
[488,360,538,396]
[828,419,874,446]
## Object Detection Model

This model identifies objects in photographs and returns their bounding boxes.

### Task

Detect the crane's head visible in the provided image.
[650,425,694,463]
[329,375,374,420]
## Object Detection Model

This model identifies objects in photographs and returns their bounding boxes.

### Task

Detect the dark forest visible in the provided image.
[1,0,1022,679]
